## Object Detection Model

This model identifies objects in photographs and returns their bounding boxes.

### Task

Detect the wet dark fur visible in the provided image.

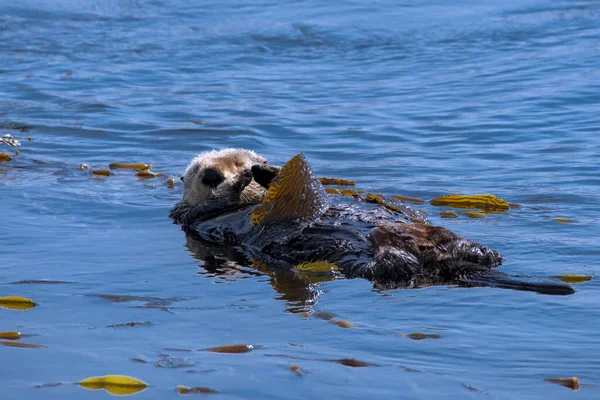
[171,154,574,296]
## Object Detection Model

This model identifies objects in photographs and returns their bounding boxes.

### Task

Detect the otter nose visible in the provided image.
[201,168,225,188]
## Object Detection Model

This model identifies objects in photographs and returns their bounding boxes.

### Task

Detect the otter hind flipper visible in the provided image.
[458,271,575,295]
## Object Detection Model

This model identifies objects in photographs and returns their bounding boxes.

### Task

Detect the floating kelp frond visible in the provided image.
[177,386,219,395]
[551,274,593,284]
[252,153,328,226]
[440,211,458,218]
[91,169,111,176]
[2,341,46,349]
[319,177,356,186]
[391,195,426,204]
[430,194,509,212]
[331,319,354,328]
[399,332,442,340]
[554,217,575,224]
[460,211,486,219]
[136,170,163,179]
[0,296,37,310]
[546,377,579,390]
[78,375,148,396]
[0,331,21,340]
[329,358,374,367]
[0,153,12,162]
[325,188,364,196]
[109,163,152,170]
[204,344,254,353]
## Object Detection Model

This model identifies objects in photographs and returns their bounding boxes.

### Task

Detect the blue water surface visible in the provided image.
[1,0,599,399]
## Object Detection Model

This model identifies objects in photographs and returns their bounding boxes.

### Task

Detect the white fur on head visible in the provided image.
[182,148,267,206]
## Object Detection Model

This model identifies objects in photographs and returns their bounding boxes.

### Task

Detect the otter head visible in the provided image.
[181,148,269,206]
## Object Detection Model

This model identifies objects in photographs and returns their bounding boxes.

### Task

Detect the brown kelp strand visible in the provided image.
[551,275,593,284]
[136,170,164,179]
[391,195,426,204]
[0,153,12,162]
[329,358,374,368]
[440,210,458,218]
[430,194,509,212]
[319,177,356,186]
[0,331,22,340]
[2,341,46,349]
[204,344,254,353]
[177,386,219,395]
[546,377,579,390]
[399,332,443,340]
[91,169,111,177]
[109,163,152,170]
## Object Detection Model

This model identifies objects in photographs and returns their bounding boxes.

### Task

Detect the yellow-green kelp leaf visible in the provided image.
[0,296,37,310]
[325,188,364,196]
[78,375,148,396]
[330,358,374,368]
[2,341,46,349]
[391,195,426,205]
[204,344,254,354]
[91,169,111,176]
[293,261,340,274]
[331,319,354,329]
[319,177,356,186]
[551,274,593,284]
[401,332,443,340]
[440,211,458,219]
[0,331,21,340]
[430,194,509,212]
[109,163,152,170]
[460,211,486,219]
[554,217,575,224]
[251,153,327,226]
[136,170,164,179]
[546,377,579,391]
[177,386,219,395]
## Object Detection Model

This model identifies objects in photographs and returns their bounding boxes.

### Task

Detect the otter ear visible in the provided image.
[180,176,185,182]
[251,164,280,190]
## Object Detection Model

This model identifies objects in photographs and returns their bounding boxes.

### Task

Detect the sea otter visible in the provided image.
[170,148,268,224]
[171,148,574,296]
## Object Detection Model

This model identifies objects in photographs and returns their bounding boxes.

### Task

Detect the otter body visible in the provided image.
[171,149,574,295]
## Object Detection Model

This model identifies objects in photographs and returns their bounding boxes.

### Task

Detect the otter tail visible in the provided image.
[459,271,575,295]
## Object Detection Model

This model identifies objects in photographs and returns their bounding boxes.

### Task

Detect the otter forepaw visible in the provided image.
[251,164,281,189]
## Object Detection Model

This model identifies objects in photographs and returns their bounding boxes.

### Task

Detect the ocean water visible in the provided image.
[1,0,599,398]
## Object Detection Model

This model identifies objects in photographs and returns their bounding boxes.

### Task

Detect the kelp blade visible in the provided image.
[0,296,37,310]
[251,153,328,226]
[430,194,509,212]
[78,375,148,396]
[109,163,152,170]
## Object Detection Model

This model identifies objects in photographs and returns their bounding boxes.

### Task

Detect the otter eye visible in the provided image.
[180,176,184,182]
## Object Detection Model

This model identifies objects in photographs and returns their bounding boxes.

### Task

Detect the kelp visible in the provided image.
[91,169,111,177]
[319,177,355,186]
[204,344,254,354]
[0,153,11,162]
[546,377,579,390]
[109,163,152,170]
[78,375,148,396]
[251,153,327,226]
[0,296,37,310]
[177,386,219,395]
[391,195,426,204]
[430,194,509,213]
[551,274,593,284]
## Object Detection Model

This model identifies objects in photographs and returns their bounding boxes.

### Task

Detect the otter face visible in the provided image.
[181,148,269,206]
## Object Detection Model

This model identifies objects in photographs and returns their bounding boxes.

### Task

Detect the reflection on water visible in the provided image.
[185,233,323,313]
[1,0,600,398]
